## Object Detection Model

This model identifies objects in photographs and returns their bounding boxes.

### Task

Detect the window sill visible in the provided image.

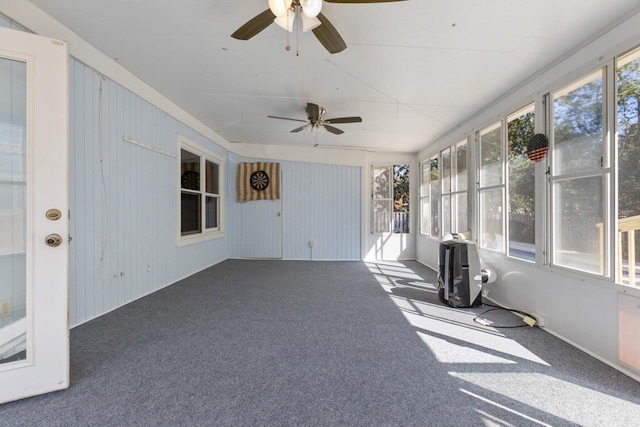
[177,230,224,247]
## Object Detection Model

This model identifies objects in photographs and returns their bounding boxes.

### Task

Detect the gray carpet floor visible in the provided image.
[2,259,640,426]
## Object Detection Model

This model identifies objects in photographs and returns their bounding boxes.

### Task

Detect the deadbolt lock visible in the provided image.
[46,209,62,221]
[45,234,63,247]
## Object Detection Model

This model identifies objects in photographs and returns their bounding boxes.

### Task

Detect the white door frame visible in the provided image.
[0,27,69,404]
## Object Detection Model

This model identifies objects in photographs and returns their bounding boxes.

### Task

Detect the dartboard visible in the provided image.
[250,170,269,191]
[181,171,200,190]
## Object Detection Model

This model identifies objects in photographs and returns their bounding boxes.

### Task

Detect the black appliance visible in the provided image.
[437,239,486,308]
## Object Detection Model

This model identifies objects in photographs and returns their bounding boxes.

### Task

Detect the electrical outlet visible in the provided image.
[309,240,315,247]
[0,300,11,317]
[533,313,546,327]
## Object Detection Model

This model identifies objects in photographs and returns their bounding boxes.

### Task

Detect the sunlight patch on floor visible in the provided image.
[454,373,640,425]
[461,389,553,427]
[400,307,549,366]
[366,261,428,277]
[417,331,517,364]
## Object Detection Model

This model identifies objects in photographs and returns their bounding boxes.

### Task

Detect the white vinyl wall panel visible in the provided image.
[69,58,227,326]
[283,162,361,260]
[228,154,361,260]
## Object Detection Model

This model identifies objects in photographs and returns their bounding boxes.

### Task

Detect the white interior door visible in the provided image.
[0,27,69,403]
[240,198,283,259]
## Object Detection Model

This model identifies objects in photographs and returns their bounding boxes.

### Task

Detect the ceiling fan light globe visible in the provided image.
[268,0,293,17]
[301,14,321,32]
[274,9,295,32]
[300,0,322,18]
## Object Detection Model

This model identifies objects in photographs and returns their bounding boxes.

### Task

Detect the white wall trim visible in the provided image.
[231,142,368,167]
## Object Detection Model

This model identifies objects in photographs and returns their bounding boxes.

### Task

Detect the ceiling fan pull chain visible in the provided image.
[296,5,300,56]
[285,4,291,51]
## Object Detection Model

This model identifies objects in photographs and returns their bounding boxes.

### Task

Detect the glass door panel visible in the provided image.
[0,56,27,366]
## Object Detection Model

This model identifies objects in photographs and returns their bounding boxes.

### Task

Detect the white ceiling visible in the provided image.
[27,0,640,153]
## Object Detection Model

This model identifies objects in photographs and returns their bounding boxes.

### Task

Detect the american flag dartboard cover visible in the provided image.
[526,133,549,162]
[237,162,280,202]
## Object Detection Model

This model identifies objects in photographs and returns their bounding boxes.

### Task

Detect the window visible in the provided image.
[371,166,392,234]
[439,140,469,237]
[478,122,505,251]
[420,161,430,235]
[454,140,469,235]
[371,164,410,234]
[550,70,607,275]
[178,136,223,245]
[617,48,640,287]
[420,155,440,238]
[507,104,536,261]
[393,165,410,233]
[441,147,451,235]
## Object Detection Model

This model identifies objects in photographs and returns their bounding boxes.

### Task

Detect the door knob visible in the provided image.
[45,234,63,247]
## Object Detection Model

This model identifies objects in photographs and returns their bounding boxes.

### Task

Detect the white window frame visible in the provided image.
[447,139,469,236]
[615,48,640,287]
[506,103,536,263]
[419,160,430,236]
[370,164,410,234]
[177,135,224,247]
[440,146,452,235]
[477,121,506,252]
[547,67,611,278]
[426,154,439,238]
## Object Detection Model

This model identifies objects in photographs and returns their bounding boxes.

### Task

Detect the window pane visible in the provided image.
[421,162,429,197]
[455,193,468,235]
[553,176,605,274]
[421,197,430,235]
[181,192,201,235]
[441,194,451,234]
[430,157,439,237]
[205,196,217,229]
[393,165,409,234]
[205,160,219,194]
[617,49,640,285]
[508,107,536,261]
[441,148,451,194]
[372,200,391,233]
[181,149,200,191]
[455,141,468,192]
[553,71,604,175]
[0,57,28,364]
[480,124,503,187]
[372,167,391,199]
[480,188,504,251]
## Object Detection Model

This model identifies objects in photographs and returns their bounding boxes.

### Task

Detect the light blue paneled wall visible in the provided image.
[69,59,227,326]
[228,153,361,260]
[0,12,29,31]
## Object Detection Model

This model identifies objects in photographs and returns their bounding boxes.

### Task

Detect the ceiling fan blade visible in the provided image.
[306,103,321,121]
[290,126,306,133]
[324,116,363,124]
[231,9,275,40]
[268,115,308,123]
[311,13,347,54]
[324,0,407,3]
[323,125,344,135]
